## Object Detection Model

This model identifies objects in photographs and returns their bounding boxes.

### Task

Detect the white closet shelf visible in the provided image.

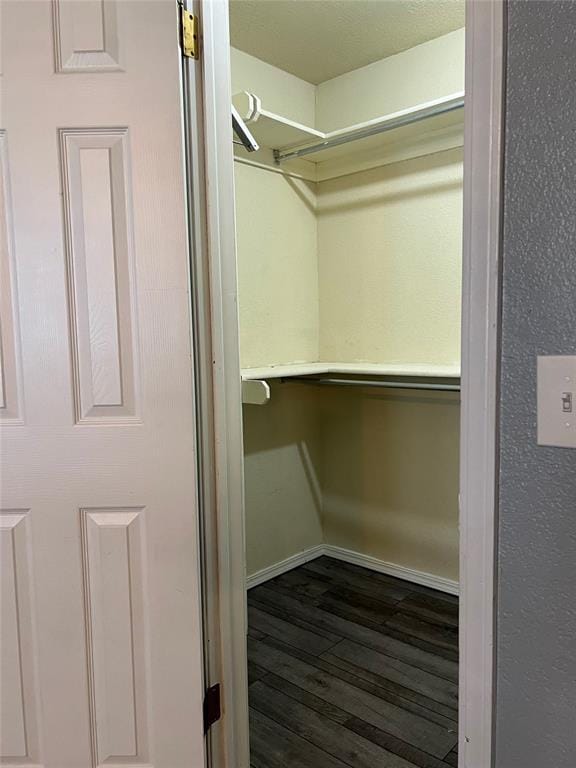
[241,363,460,404]
[233,92,323,149]
[232,91,464,170]
[242,362,461,380]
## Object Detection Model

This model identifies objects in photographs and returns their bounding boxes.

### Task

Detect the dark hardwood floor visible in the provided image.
[247,556,459,768]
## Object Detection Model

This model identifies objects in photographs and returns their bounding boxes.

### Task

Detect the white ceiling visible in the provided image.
[229,0,465,85]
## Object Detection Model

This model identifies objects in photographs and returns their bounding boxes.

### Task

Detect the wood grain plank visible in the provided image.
[248,561,459,767]
[397,583,459,606]
[398,594,459,628]
[259,671,457,768]
[313,558,458,605]
[317,593,395,627]
[326,640,458,710]
[270,568,332,599]
[249,708,351,768]
[260,576,458,663]
[248,626,267,641]
[248,661,269,686]
[250,680,419,768]
[317,593,459,664]
[302,558,410,603]
[248,593,342,644]
[263,672,351,724]
[319,587,396,624]
[251,586,458,682]
[386,613,458,653]
[262,634,456,729]
[320,650,457,726]
[379,623,459,664]
[249,605,337,656]
[347,717,459,768]
[247,637,457,758]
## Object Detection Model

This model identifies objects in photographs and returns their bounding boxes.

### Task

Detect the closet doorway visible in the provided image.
[191,1,503,767]
[233,3,462,766]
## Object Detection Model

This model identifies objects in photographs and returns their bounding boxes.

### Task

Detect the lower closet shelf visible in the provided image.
[242,362,461,380]
[241,362,461,404]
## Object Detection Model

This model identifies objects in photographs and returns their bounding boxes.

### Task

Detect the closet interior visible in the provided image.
[229,3,464,765]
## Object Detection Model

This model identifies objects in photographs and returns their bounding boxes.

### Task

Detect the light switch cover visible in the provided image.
[537,355,576,448]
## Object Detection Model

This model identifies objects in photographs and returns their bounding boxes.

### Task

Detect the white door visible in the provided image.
[0,2,206,766]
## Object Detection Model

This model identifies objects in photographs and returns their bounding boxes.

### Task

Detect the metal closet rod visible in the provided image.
[274,95,465,164]
[287,376,461,392]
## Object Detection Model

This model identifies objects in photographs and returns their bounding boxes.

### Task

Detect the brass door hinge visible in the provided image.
[181,7,199,59]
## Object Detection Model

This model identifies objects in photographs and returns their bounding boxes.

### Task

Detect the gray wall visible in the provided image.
[496,2,576,766]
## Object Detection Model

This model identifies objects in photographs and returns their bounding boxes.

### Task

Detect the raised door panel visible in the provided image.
[0,511,41,766]
[60,129,140,424]
[0,132,24,423]
[81,508,151,767]
[52,0,122,73]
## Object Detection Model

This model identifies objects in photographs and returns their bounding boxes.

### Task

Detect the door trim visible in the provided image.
[459,1,505,766]
[189,1,506,766]
[182,1,250,766]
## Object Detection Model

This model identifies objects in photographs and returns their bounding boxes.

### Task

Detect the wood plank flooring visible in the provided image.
[247,556,459,768]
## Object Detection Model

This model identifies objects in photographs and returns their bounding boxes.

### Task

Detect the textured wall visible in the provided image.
[317,148,463,366]
[243,384,323,576]
[315,28,465,131]
[315,35,462,581]
[231,47,316,126]
[232,49,319,369]
[496,3,576,766]
[233,50,323,576]
[235,163,319,368]
[321,388,460,581]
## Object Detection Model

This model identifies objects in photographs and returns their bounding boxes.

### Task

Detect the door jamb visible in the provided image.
[459,1,505,766]
[187,0,506,766]
[182,1,250,766]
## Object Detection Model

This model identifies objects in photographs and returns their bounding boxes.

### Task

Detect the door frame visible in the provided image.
[181,1,250,766]
[186,1,506,766]
[458,1,505,766]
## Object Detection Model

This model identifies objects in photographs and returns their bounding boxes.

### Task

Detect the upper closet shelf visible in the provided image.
[242,362,461,380]
[232,91,464,179]
[241,362,460,404]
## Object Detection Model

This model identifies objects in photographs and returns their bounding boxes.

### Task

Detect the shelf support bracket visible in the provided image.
[241,379,271,405]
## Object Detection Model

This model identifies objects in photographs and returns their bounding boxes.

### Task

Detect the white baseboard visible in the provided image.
[246,543,459,596]
[246,545,324,589]
[323,545,459,596]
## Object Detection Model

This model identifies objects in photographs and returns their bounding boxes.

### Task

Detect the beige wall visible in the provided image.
[321,388,460,581]
[315,28,465,131]
[313,30,463,583]
[317,149,463,365]
[232,48,319,369]
[235,164,319,368]
[243,384,323,575]
[233,34,463,582]
[315,145,462,580]
[231,47,316,126]
[316,27,464,366]
[233,50,324,575]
